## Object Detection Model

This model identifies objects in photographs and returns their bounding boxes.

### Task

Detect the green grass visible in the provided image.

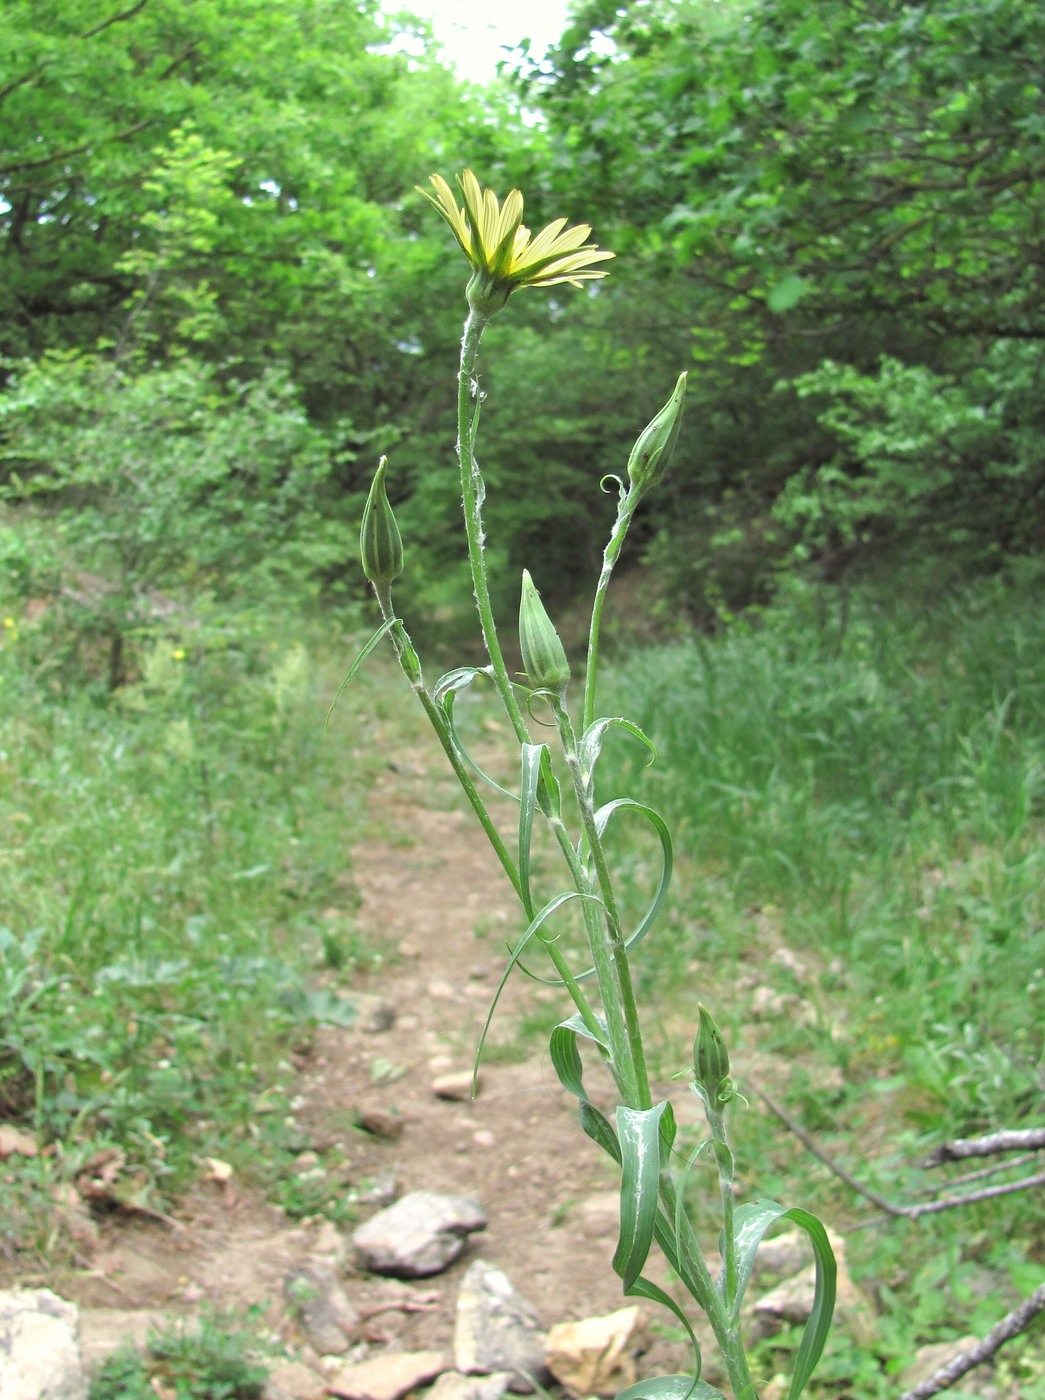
[88,1308,271,1399]
[0,603,382,1243]
[596,566,1045,1393]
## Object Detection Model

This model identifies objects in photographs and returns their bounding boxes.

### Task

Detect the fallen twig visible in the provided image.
[898,1281,1045,1400]
[758,1091,1045,1218]
[924,1127,1045,1166]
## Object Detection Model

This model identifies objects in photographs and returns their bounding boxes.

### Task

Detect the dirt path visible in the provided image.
[51,733,692,1377]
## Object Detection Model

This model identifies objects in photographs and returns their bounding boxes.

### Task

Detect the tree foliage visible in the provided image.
[516,0,1045,608]
[2,0,1043,646]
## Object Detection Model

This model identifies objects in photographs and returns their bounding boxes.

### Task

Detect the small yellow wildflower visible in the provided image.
[418,170,613,312]
[172,648,185,661]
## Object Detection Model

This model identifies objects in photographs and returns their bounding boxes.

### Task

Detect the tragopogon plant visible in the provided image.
[352,171,836,1400]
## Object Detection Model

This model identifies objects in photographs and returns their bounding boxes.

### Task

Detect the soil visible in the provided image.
[11,736,696,1380]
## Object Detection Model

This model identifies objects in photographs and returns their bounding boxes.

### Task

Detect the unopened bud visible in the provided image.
[627,372,687,496]
[518,569,570,696]
[693,1003,735,1107]
[360,457,403,587]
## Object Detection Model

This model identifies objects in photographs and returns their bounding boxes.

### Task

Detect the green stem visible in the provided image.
[552,698,651,1111]
[457,308,528,744]
[373,586,524,909]
[583,485,640,731]
[655,1176,758,1400]
[708,1106,738,1312]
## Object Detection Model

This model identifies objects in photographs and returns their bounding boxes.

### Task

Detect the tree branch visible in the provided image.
[759,1091,1045,1219]
[925,1128,1045,1166]
[898,1282,1045,1400]
[80,1,149,42]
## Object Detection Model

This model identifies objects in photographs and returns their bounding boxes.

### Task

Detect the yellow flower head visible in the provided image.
[418,170,613,312]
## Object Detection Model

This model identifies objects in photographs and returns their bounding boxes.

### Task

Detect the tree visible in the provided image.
[515,0,1045,604]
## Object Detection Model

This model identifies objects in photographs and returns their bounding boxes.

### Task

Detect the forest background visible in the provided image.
[0,1,1042,1395]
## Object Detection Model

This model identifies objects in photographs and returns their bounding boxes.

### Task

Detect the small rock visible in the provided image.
[545,1306,645,1397]
[263,1358,329,1400]
[352,1191,486,1278]
[432,1072,478,1101]
[472,1130,495,1150]
[427,980,457,1001]
[454,1260,548,1394]
[325,1350,446,1400]
[427,1371,515,1400]
[355,996,397,1033]
[748,1235,875,1348]
[284,1264,361,1354]
[311,1220,348,1268]
[747,1229,811,1284]
[0,1126,38,1159]
[357,1108,405,1140]
[359,1170,398,1207]
[0,1288,86,1400]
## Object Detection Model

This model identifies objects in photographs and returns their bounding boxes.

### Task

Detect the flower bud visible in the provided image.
[518,569,570,696]
[627,372,687,497]
[693,1003,735,1107]
[360,457,403,587]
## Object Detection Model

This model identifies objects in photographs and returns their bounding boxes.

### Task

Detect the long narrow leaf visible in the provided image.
[581,1101,622,1164]
[548,1019,620,1165]
[473,891,603,1088]
[594,799,674,953]
[326,617,399,726]
[433,666,517,799]
[616,1380,724,1400]
[519,743,559,914]
[579,715,658,797]
[614,1103,669,1291]
[625,1276,704,1388]
[731,1201,836,1400]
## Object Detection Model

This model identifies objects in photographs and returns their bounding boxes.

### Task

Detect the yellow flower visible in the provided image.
[418,170,613,311]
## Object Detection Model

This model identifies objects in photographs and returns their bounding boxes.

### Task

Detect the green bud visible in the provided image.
[360,456,403,587]
[518,569,570,695]
[627,372,687,496]
[693,1003,735,1107]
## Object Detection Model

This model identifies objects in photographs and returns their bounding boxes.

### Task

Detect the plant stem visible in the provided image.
[373,586,525,909]
[552,698,651,1111]
[583,485,640,731]
[457,308,528,744]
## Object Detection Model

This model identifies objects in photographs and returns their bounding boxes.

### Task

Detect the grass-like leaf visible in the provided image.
[472,892,604,1089]
[731,1201,836,1400]
[433,665,518,799]
[325,617,399,725]
[614,1102,670,1291]
[615,1379,725,1400]
[594,798,674,952]
[579,715,658,800]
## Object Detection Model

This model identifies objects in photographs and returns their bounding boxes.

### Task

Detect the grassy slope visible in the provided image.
[598,568,1044,1395]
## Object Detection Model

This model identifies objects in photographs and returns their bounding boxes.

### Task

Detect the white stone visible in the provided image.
[0,1289,86,1400]
[352,1191,486,1278]
[454,1260,547,1394]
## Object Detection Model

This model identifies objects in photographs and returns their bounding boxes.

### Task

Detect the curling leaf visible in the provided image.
[614,1103,669,1291]
[731,1202,836,1400]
